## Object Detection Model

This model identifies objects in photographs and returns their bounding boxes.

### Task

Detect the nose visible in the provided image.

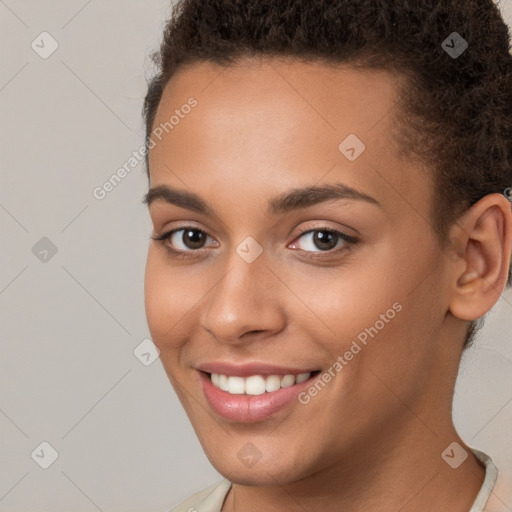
[200,251,286,345]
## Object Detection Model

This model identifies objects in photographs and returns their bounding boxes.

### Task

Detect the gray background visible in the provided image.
[1,1,511,510]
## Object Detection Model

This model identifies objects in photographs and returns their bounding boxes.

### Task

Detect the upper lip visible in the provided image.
[196,362,319,377]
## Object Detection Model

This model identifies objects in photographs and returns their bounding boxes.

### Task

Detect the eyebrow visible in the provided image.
[142,182,381,216]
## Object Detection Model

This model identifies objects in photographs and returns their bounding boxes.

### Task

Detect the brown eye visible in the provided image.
[179,229,208,249]
[292,228,357,253]
[311,230,338,251]
[152,227,217,253]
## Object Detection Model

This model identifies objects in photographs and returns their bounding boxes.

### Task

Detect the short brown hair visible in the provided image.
[143,0,512,348]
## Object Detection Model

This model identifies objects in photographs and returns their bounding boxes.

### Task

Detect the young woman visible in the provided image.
[141,1,512,510]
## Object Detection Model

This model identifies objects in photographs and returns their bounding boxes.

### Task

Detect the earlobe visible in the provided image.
[448,193,512,322]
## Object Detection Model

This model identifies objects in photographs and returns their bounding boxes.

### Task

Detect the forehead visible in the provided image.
[148,57,432,223]
[152,57,406,153]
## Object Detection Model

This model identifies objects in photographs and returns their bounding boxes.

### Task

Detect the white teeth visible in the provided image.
[265,375,281,392]
[280,374,295,388]
[227,376,245,394]
[210,372,312,395]
[245,375,266,395]
[296,372,310,384]
[219,374,229,392]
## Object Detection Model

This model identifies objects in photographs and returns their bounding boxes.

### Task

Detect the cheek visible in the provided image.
[144,251,197,392]
[144,249,191,347]
[306,264,436,393]
[289,266,401,349]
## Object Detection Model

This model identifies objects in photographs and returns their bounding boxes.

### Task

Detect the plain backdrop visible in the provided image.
[1,1,511,510]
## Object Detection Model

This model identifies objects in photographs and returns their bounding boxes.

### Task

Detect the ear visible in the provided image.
[448,193,512,322]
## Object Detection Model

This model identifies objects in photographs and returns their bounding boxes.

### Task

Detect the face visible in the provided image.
[144,57,456,485]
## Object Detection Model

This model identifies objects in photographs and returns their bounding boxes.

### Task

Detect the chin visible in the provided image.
[200,438,318,486]
[214,460,307,487]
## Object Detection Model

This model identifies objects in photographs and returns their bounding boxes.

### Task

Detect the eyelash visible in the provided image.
[151,226,358,260]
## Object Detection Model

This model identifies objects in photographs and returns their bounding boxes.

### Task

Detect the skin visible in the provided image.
[144,57,512,511]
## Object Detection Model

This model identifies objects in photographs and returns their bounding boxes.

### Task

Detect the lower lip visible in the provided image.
[199,371,317,423]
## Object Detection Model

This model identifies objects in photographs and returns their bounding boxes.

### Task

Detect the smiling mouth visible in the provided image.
[206,371,321,395]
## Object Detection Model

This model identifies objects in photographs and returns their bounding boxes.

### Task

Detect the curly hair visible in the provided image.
[143,0,512,349]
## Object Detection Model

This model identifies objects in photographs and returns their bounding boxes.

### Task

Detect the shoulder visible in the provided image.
[166,478,232,512]
[480,457,512,512]
[468,447,512,512]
